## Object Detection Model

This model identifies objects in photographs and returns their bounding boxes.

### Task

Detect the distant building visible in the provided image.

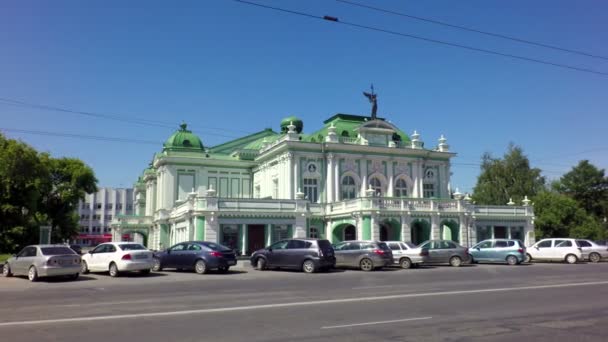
[75,187,134,245]
[113,112,535,253]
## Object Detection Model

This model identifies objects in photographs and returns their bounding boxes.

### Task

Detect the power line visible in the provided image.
[336,0,608,61]
[0,98,250,139]
[233,0,608,77]
[0,127,161,145]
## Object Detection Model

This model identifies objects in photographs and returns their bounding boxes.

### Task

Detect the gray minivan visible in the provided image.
[333,241,393,271]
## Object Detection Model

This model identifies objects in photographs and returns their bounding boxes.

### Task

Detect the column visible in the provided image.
[458,214,468,246]
[361,216,372,240]
[241,224,248,256]
[387,161,394,197]
[360,159,368,196]
[205,215,219,243]
[430,214,440,240]
[288,154,294,199]
[326,154,334,203]
[334,160,340,201]
[326,220,333,243]
[400,215,411,242]
[294,214,307,238]
[370,215,380,241]
[293,158,299,196]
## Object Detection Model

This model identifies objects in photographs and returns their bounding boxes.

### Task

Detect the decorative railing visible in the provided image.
[339,137,360,145]
[473,206,530,216]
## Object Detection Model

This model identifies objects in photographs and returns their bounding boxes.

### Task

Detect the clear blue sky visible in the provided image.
[1,0,607,194]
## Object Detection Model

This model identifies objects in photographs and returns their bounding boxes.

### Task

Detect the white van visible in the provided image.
[526,238,583,264]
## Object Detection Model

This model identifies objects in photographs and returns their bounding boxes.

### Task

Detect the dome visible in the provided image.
[280,116,303,133]
[163,123,204,152]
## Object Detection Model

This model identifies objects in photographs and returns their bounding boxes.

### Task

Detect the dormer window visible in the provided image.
[183,139,192,147]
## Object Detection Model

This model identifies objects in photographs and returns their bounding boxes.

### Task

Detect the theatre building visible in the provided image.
[112,110,535,253]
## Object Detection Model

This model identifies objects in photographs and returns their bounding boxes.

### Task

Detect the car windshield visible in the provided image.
[202,242,232,251]
[40,247,76,255]
[118,244,146,251]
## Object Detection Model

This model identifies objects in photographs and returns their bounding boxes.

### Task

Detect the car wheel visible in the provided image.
[589,252,601,263]
[302,260,316,274]
[565,254,578,264]
[256,258,266,271]
[194,259,208,274]
[152,258,162,272]
[359,258,374,272]
[109,262,119,277]
[80,261,89,274]
[525,253,533,263]
[140,269,151,275]
[400,258,412,269]
[28,266,38,282]
[506,255,518,266]
[218,266,229,273]
[449,256,462,267]
[2,264,12,277]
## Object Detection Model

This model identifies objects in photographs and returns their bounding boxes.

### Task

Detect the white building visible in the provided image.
[76,187,134,245]
[113,112,535,253]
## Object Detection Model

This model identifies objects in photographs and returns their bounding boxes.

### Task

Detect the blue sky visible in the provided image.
[1,0,607,194]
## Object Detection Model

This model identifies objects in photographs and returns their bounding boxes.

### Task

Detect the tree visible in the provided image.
[553,160,608,219]
[472,144,545,205]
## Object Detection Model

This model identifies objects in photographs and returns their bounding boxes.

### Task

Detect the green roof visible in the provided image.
[280,116,303,133]
[303,113,410,143]
[208,128,278,154]
[163,123,204,152]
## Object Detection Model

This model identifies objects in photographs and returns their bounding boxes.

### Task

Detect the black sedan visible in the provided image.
[152,241,237,274]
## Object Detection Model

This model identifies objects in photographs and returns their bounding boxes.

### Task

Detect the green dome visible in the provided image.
[163,123,204,152]
[280,116,303,133]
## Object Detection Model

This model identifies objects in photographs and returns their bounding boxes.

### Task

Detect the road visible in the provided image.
[1,262,608,341]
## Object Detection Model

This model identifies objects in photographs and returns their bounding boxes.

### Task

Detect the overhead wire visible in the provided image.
[233,0,608,77]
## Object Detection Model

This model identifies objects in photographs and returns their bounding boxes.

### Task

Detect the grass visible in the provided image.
[0,254,11,263]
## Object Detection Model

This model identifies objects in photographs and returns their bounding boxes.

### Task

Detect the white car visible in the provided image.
[80,242,154,277]
[576,239,608,263]
[526,238,583,264]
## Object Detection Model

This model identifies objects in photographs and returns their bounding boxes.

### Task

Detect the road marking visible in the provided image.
[1,280,608,327]
[321,317,432,329]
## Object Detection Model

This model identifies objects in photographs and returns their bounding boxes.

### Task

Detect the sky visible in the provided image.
[1,0,607,194]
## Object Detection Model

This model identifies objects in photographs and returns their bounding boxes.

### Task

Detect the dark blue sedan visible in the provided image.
[152,241,237,274]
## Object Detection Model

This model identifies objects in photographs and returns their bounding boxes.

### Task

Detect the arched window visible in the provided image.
[341,176,357,200]
[394,178,408,197]
[369,177,382,196]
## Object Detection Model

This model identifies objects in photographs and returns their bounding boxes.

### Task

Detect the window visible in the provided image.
[303,178,319,203]
[127,204,133,210]
[394,179,408,197]
[536,240,552,248]
[388,243,401,251]
[577,240,592,247]
[309,227,318,239]
[92,244,107,253]
[423,183,435,198]
[476,226,492,242]
[187,244,202,251]
[341,176,357,200]
[106,204,113,209]
[287,240,311,249]
[494,241,508,248]
[17,247,37,257]
[369,177,382,196]
[170,244,186,252]
[40,247,77,255]
[272,225,289,242]
[269,240,289,250]
[556,240,572,247]
[272,179,279,199]
[96,203,102,209]
[476,241,493,249]
[117,203,123,210]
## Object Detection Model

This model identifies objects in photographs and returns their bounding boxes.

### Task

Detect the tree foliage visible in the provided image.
[0,133,97,252]
[472,144,545,205]
[553,160,608,219]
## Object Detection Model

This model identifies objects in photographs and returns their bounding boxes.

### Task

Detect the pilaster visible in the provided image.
[430,214,440,240]
[401,214,411,242]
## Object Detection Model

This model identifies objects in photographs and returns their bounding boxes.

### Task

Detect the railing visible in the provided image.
[339,136,359,145]
[114,215,153,226]
[218,198,297,211]
[473,206,530,216]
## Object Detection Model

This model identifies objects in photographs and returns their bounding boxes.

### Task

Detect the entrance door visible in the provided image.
[247,225,265,255]
[380,225,388,241]
[344,225,356,241]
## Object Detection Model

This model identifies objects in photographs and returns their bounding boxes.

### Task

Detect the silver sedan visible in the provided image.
[2,245,82,281]
[576,240,608,263]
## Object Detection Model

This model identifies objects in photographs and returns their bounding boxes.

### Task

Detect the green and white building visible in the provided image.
[112,113,535,253]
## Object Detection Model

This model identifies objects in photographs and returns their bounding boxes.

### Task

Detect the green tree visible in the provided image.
[553,160,608,219]
[472,144,545,205]
[533,191,604,240]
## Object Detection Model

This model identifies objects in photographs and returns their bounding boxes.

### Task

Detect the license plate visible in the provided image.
[228,260,236,265]
[135,254,148,259]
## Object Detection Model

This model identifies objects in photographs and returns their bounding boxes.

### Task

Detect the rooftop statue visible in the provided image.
[363,84,378,120]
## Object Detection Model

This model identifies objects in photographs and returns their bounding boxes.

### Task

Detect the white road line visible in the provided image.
[321,317,432,329]
[1,280,608,327]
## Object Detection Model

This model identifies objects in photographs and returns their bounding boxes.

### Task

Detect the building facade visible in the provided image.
[112,113,535,253]
[76,187,134,245]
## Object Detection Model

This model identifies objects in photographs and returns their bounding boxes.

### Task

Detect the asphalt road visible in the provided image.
[2,262,608,341]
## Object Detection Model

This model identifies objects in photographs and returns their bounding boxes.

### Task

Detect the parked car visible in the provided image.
[251,239,335,273]
[69,244,83,255]
[81,242,154,277]
[154,241,237,274]
[576,239,608,263]
[526,238,582,264]
[2,245,81,282]
[384,241,429,269]
[468,239,526,265]
[416,240,469,267]
[333,240,393,271]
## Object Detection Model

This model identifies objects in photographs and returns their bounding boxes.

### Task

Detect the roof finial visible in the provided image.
[180,122,187,131]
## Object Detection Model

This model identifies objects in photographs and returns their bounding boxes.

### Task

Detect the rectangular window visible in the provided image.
[127,204,133,210]
[96,203,102,209]
[272,225,289,243]
[219,178,229,198]
[303,178,318,203]
[272,179,279,199]
[423,183,435,198]
[117,203,123,210]
[106,204,113,209]
[510,226,524,241]
[178,173,195,201]
[231,178,240,198]
[476,226,492,242]
[242,179,251,198]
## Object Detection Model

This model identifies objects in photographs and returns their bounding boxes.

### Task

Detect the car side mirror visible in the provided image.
[88,250,93,254]
[535,246,539,249]
[166,249,171,254]
[267,247,273,252]
[475,247,480,251]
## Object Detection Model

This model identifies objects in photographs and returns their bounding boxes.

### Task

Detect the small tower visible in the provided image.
[411,130,423,149]
[325,122,338,143]
[438,135,449,152]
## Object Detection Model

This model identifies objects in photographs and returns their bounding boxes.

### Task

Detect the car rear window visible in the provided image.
[403,242,417,249]
[495,241,508,248]
[40,247,76,255]
[317,240,333,250]
[118,244,146,251]
[377,242,391,251]
[201,242,232,251]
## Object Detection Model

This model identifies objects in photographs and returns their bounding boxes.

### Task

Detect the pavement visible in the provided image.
[1,262,608,341]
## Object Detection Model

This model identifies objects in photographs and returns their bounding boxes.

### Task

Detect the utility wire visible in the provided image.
[0,98,248,139]
[233,0,608,77]
[0,127,161,145]
[336,0,608,61]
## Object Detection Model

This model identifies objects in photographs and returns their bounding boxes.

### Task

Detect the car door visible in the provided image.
[388,242,403,261]
[551,240,567,260]
[266,240,289,267]
[13,247,36,275]
[183,243,204,268]
[345,242,363,267]
[576,240,592,260]
[532,240,553,260]
[420,242,438,263]
[87,244,108,271]
[333,242,349,266]
[102,244,117,270]
[165,243,187,269]
[472,241,493,261]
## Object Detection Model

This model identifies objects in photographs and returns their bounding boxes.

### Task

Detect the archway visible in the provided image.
[122,229,148,247]
[380,219,401,241]
[344,225,357,241]
[411,219,430,245]
[332,223,357,243]
[440,220,460,243]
